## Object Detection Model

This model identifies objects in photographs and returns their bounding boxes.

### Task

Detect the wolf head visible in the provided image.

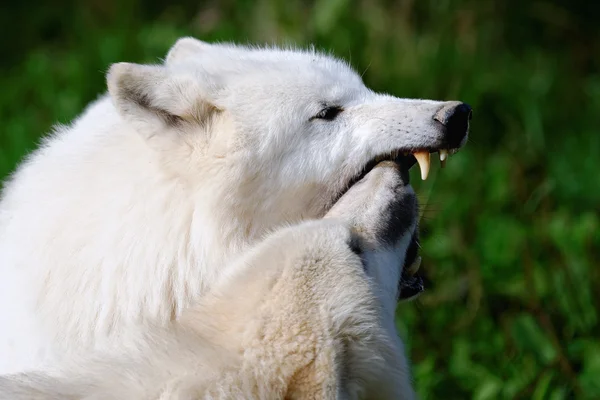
[107,38,470,232]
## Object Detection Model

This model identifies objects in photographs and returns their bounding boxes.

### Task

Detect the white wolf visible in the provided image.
[0,37,471,374]
[0,160,421,399]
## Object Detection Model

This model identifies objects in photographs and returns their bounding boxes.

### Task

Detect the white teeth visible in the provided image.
[439,149,448,162]
[413,151,431,180]
[439,149,448,169]
[406,256,422,276]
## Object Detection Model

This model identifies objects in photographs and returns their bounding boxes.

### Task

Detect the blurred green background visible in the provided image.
[1,0,598,398]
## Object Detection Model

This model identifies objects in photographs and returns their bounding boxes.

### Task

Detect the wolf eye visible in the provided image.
[313,106,343,121]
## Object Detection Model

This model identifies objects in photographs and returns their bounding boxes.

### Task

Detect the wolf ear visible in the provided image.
[107,62,218,130]
[165,37,210,65]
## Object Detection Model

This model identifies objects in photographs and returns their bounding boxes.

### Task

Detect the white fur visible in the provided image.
[0,161,418,398]
[0,38,454,374]
[0,222,415,400]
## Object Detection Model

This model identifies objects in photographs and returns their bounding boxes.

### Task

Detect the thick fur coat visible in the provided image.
[0,38,468,379]
[1,162,418,399]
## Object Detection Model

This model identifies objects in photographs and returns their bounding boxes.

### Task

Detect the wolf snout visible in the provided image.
[434,101,472,148]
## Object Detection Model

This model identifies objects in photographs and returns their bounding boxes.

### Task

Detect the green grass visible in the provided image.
[1,0,599,398]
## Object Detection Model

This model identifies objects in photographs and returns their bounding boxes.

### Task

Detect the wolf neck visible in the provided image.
[192,182,321,272]
[196,162,327,250]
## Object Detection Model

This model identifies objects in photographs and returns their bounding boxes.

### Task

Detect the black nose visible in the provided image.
[434,101,472,148]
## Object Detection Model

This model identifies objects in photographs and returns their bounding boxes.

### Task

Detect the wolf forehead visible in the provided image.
[166,39,367,92]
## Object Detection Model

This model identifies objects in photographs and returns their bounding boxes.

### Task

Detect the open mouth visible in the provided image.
[341,147,460,302]
[348,147,459,190]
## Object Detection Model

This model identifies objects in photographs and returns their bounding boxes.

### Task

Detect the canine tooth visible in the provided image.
[413,151,430,180]
[406,256,422,276]
[439,149,448,162]
[439,149,448,168]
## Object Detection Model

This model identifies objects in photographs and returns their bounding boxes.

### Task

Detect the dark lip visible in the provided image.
[398,230,424,301]
[398,274,425,301]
